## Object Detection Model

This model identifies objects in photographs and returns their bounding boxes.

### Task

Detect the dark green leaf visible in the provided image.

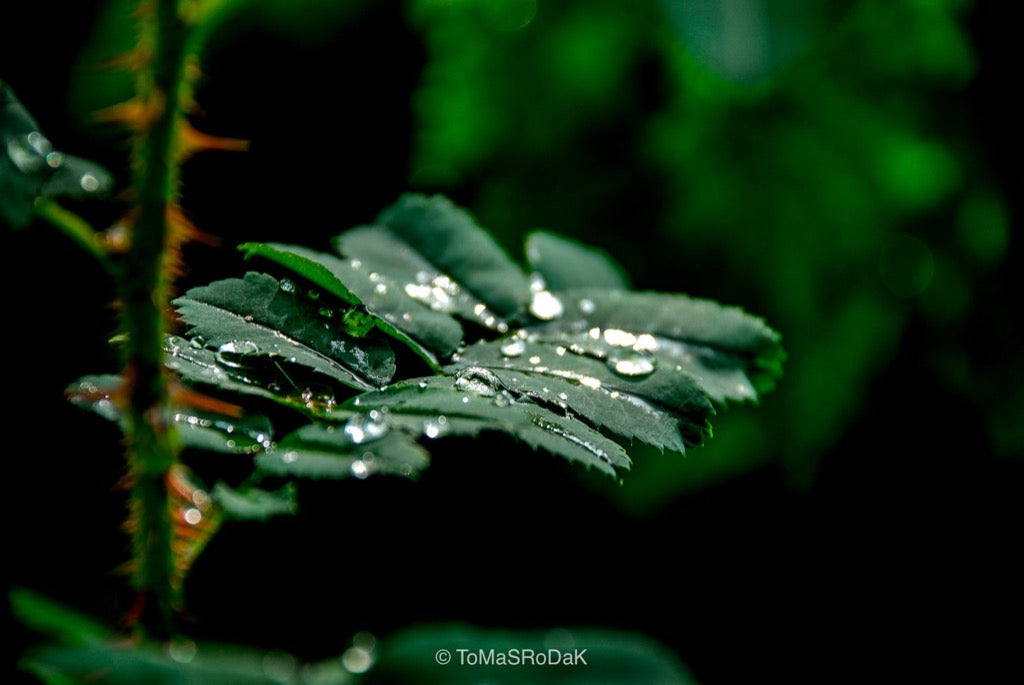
[67,373,276,454]
[212,482,297,521]
[1,79,113,228]
[10,588,108,647]
[164,336,307,410]
[535,288,785,397]
[174,272,396,390]
[347,376,630,476]
[455,338,714,418]
[239,241,463,363]
[257,422,430,479]
[367,624,696,685]
[451,366,695,453]
[525,230,630,291]
[22,643,319,685]
[335,194,532,325]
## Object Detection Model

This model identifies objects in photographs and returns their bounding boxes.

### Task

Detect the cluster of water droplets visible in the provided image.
[7,130,60,173]
[400,269,509,332]
[5,130,103,192]
[166,631,375,680]
[496,321,660,383]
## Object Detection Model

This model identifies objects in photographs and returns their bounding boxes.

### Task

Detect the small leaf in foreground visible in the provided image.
[174,272,397,390]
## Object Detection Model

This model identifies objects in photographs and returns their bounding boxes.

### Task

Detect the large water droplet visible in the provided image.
[350,460,369,479]
[80,173,100,192]
[500,339,526,357]
[529,290,564,320]
[603,328,637,347]
[342,646,374,674]
[216,340,260,367]
[608,353,656,377]
[633,333,658,352]
[454,367,502,396]
[168,637,197,664]
[344,412,389,444]
[423,415,449,439]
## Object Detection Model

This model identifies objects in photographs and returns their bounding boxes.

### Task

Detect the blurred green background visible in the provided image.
[4,0,1019,682]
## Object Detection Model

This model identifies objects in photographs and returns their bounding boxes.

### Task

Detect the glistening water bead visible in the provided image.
[608,353,656,377]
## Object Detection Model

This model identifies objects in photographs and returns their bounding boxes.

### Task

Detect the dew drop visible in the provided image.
[374,283,388,295]
[578,298,596,314]
[603,328,637,347]
[184,508,203,525]
[282,451,299,464]
[318,307,334,319]
[168,637,197,664]
[342,646,374,674]
[529,290,564,320]
[279,279,296,294]
[634,333,659,352]
[27,131,50,154]
[45,150,63,168]
[608,354,656,377]
[423,415,449,439]
[80,173,100,192]
[350,460,369,479]
[216,340,259,367]
[405,283,431,299]
[500,339,526,357]
[344,412,389,444]
[306,288,321,301]
[528,355,542,365]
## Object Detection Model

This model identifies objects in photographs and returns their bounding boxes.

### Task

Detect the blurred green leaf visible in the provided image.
[212,482,297,521]
[1,80,112,228]
[366,623,696,684]
[525,231,630,291]
[10,589,108,648]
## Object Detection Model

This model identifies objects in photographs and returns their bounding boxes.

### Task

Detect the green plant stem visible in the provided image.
[121,0,191,636]
[33,199,114,274]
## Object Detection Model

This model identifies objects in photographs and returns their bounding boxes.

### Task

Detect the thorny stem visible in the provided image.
[121,0,192,636]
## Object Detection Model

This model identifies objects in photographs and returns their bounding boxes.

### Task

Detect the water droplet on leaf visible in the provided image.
[529,290,564,320]
[608,353,656,377]
[216,340,260,367]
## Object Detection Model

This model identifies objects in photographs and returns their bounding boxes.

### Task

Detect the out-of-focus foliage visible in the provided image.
[408,0,1012,508]
[14,589,694,684]
[1,80,112,227]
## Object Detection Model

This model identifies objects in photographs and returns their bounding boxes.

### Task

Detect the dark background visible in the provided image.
[4,1,1020,682]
